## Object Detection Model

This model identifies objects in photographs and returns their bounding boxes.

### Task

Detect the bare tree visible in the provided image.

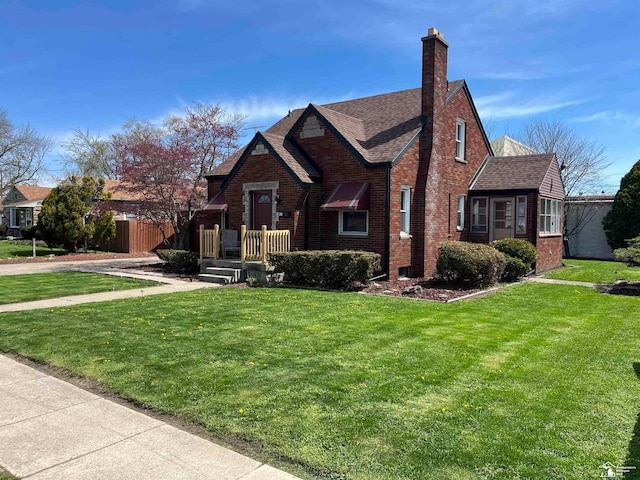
[61,128,118,179]
[513,119,611,256]
[0,109,52,196]
[515,119,611,197]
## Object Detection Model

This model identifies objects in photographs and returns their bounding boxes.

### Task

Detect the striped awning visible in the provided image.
[321,182,370,211]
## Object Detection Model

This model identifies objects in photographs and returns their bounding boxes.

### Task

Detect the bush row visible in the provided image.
[437,239,537,287]
[269,250,381,290]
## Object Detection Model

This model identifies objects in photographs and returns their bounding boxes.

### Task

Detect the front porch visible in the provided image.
[198,224,290,284]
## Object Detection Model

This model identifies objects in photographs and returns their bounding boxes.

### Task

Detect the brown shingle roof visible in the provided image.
[102,180,146,201]
[470,154,557,191]
[207,81,468,178]
[14,185,52,201]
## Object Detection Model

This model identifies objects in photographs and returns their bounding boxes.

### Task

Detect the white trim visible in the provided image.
[471,197,488,233]
[338,210,369,236]
[457,194,466,231]
[516,195,527,234]
[400,186,411,234]
[455,119,466,161]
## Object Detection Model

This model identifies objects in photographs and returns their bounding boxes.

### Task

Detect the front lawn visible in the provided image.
[544,259,640,283]
[0,240,66,259]
[0,285,639,479]
[0,272,159,305]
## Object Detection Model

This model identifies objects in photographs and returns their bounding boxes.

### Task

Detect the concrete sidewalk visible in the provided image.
[0,355,300,479]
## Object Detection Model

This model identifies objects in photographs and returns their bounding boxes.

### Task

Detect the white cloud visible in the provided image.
[572,110,640,129]
[475,91,582,119]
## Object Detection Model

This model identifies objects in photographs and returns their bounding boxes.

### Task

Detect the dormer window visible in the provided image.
[455,119,466,161]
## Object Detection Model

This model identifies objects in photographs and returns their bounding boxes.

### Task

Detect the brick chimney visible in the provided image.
[413,28,450,278]
[421,27,449,128]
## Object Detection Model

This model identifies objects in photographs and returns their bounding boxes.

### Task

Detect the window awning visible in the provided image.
[203,192,228,212]
[321,182,370,211]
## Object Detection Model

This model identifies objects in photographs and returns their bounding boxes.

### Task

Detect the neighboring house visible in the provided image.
[565,195,614,259]
[200,28,564,280]
[102,180,143,220]
[0,185,52,237]
[490,136,537,157]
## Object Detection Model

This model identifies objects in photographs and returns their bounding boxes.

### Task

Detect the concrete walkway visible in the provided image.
[0,257,218,313]
[526,276,598,288]
[0,257,302,479]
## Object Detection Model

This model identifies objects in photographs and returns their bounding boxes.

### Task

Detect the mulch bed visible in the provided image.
[0,251,157,265]
[361,277,481,302]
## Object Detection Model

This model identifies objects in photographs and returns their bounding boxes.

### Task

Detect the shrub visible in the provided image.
[436,241,506,287]
[613,236,640,266]
[0,224,7,236]
[20,225,39,240]
[269,250,382,290]
[490,238,537,269]
[501,255,530,282]
[156,249,199,274]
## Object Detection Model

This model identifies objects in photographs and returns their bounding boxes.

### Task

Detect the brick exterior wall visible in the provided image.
[294,118,389,268]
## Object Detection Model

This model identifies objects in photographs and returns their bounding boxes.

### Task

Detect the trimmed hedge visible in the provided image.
[490,238,537,269]
[156,249,199,274]
[269,250,381,290]
[501,255,530,282]
[436,241,506,287]
[613,236,640,266]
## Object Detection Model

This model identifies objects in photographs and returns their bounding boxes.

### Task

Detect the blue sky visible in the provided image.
[1,0,638,189]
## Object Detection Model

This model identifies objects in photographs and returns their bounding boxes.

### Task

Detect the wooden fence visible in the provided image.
[109,220,174,253]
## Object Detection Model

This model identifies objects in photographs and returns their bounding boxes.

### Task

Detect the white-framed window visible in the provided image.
[339,211,368,236]
[400,187,411,235]
[457,194,466,231]
[516,196,527,234]
[539,197,562,235]
[9,208,18,228]
[471,197,488,233]
[455,119,466,161]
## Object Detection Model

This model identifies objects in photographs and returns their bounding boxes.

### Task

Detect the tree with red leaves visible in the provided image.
[112,103,244,249]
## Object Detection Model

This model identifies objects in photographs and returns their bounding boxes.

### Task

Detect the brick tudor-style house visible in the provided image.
[198,28,564,280]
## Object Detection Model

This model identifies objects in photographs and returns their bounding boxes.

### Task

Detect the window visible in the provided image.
[9,208,18,228]
[400,187,411,235]
[455,119,466,161]
[539,198,562,235]
[471,197,487,233]
[457,194,465,231]
[516,196,527,234]
[339,211,368,236]
[25,209,32,226]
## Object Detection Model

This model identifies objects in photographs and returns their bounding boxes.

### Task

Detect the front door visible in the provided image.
[252,190,272,229]
[491,198,513,241]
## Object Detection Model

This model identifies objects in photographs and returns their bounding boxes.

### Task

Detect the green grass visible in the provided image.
[0,240,66,259]
[544,259,640,283]
[0,272,159,304]
[0,285,639,479]
[0,471,18,480]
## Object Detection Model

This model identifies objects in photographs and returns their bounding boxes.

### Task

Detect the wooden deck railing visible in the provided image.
[199,224,290,264]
